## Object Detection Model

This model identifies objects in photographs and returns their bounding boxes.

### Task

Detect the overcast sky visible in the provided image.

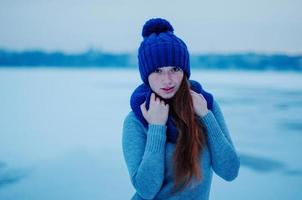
[0,0,301,54]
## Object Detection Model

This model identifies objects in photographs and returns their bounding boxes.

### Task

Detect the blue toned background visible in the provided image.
[0,0,302,199]
[0,0,301,54]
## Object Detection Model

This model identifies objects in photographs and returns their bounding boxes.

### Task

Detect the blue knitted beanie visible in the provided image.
[138,18,190,84]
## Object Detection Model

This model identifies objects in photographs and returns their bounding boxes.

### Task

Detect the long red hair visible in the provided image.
[168,76,208,193]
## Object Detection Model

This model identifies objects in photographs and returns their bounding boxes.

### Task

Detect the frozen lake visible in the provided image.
[0,68,302,199]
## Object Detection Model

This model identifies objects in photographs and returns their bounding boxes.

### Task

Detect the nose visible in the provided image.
[161,71,173,84]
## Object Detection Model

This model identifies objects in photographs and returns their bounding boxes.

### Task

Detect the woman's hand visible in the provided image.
[190,90,209,117]
[140,93,169,125]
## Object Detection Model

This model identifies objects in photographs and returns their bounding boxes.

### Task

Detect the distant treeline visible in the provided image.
[0,49,301,71]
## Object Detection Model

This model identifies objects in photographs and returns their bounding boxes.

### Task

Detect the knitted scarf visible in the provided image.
[130,80,214,143]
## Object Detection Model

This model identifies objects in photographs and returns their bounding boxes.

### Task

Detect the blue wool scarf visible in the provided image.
[130,80,214,143]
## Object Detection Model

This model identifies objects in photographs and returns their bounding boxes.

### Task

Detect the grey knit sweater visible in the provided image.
[122,100,240,200]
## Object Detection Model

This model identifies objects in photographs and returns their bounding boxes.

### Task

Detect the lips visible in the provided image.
[161,87,174,93]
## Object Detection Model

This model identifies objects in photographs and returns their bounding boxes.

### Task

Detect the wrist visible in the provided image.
[149,121,166,126]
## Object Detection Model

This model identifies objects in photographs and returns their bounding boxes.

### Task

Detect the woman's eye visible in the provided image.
[154,69,162,73]
[172,67,181,72]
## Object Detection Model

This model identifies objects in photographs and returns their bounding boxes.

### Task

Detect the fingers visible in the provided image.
[159,98,169,112]
[151,92,155,103]
[190,89,197,94]
[141,94,170,124]
[151,93,165,104]
[190,90,200,98]
[140,101,147,118]
[150,93,159,105]
[140,98,168,113]
[190,90,206,100]
[190,90,201,96]
[165,103,169,110]
[199,94,205,100]
[150,93,169,114]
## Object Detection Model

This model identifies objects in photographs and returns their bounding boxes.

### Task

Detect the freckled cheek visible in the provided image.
[175,74,184,83]
[149,77,162,92]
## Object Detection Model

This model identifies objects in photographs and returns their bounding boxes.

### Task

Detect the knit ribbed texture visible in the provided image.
[199,101,241,181]
[145,124,167,153]
[138,18,190,84]
[122,100,240,199]
[201,111,225,150]
[200,101,237,151]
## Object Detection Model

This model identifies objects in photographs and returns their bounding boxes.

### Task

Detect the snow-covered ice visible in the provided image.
[0,68,301,199]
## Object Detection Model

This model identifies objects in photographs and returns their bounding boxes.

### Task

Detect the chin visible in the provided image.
[158,92,176,99]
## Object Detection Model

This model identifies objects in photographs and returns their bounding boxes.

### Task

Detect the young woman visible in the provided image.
[122,18,240,200]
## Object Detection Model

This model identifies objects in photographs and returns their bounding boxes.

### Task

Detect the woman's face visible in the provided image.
[148,66,184,99]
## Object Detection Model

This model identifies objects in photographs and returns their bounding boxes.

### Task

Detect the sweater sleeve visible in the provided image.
[122,112,167,199]
[199,100,240,181]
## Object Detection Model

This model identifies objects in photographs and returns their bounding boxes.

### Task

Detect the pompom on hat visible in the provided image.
[138,18,190,84]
